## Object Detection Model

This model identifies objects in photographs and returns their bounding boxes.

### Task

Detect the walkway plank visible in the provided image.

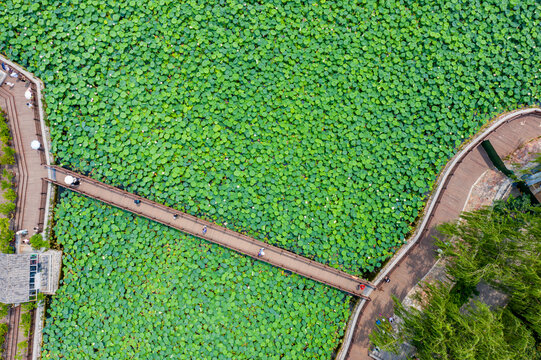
[45,165,374,298]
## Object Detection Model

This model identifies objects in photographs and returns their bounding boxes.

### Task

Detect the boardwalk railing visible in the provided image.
[46,165,375,298]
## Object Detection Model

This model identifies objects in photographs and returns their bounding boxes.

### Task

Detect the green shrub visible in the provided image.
[2,245,13,254]
[0,303,9,318]
[21,312,32,337]
[0,121,10,138]
[0,218,13,245]
[21,302,36,311]
[0,202,15,216]
[2,168,13,182]
[0,146,15,165]
[0,120,11,145]
[3,188,16,201]
[16,339,28,358]
[0,323,8,349]
[0,180,11,190]
[29,233,48,250]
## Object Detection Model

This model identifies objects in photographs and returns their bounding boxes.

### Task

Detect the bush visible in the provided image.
[0,202,15,216]
[0,218,13,245]
[2,168,13,182]
[21,312,32,336]
[0,323,8,349]
[1,180,11,190]
[29,233,48,250]
[21,302,36,311]
[0,146,15,165]
[3,188,16,201]
[0,303,9,318]
[0,120,11,145]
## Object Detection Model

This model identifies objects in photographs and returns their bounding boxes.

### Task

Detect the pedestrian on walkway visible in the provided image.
[376,319,381,325]
[389,316,394,323]
[10,72,18,79]
[134,199,141,205]
[384,275,390,283]
[202,226,207,234]
[26,102,33,108]
[4,82,15,89]
[258,248,265,257]
[1,63,7,71]
[173,214,179,219]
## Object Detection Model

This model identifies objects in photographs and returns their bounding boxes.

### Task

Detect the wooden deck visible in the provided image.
[46,165,375,298]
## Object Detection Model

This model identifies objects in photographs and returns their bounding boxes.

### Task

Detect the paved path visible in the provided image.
[0,82,48,234]
[1,56,53,360]
[344,109,541,360]
[46,165,374,298]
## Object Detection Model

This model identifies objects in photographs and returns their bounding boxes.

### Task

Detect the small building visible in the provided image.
[0,251,62,304]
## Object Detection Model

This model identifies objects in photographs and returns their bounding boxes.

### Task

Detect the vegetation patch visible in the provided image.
[0,110,15,251]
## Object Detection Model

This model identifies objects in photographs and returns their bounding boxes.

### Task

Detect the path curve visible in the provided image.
[337,107,541,360]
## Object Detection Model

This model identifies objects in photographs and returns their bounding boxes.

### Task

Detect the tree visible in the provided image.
[371,282,538,360]
[29,233,49,250]
[0,202,15,216]
[371,197,541,359]
[437,196,541,337]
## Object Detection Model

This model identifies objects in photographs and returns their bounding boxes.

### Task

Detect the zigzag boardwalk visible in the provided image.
[46,165,374,298]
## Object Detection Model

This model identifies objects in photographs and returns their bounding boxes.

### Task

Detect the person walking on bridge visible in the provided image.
[258,248,265,257]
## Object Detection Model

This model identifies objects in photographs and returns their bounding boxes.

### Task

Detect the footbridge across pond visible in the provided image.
[46,166,374,299]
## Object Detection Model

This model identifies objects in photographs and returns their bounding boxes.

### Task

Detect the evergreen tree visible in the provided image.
[371,197,540,359]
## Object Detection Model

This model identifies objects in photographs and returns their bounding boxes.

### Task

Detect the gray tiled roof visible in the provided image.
[0,251,62,304]
[0,254,31,303]
[41,250,62,294]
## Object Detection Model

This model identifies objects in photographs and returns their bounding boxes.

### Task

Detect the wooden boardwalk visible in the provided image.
[46,165,374,298]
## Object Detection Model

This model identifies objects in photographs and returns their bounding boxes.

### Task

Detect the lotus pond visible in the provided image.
[1,0,539,358]
[1,0,539,273]
[42,194,351,359]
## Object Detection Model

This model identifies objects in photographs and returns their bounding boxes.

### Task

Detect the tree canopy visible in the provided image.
[371,196,541,359]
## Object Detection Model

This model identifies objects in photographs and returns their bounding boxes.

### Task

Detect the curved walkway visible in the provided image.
[340,108,541,360]
[46,165,374,298]
[0,55,54,360]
